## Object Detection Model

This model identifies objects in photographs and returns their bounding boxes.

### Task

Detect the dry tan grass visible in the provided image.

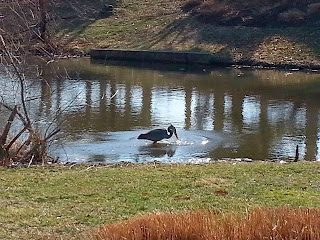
[94,207,320,240]
[184,0,320,26]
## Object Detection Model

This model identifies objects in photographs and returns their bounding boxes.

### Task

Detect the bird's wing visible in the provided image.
[146,129,167,141]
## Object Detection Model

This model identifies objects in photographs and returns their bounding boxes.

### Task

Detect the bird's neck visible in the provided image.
[166,130,173,138]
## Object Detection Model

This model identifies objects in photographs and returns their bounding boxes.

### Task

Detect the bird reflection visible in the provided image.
[87,155,107,162]
[139,143,176,158]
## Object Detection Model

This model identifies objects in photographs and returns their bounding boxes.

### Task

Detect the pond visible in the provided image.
[1,58,320,163]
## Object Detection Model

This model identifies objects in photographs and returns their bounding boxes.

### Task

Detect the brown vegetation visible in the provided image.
[0,88,60,166]
[94,207,320,240]
[183,0,320,26]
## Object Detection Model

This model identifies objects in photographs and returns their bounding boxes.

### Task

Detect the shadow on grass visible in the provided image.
[146,16,320,65]
[54,0,118,47]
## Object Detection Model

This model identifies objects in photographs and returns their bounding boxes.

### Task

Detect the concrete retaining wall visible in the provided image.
[89,49,320,70]
[90,49,215,65]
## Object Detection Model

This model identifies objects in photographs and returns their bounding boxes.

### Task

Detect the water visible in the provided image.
[55,130,230,163]
[1,58,320,163]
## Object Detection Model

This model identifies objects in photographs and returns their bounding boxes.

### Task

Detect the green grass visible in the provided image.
[0,162,320,239]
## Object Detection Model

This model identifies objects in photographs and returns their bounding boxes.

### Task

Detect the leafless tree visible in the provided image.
[0,0,59,166]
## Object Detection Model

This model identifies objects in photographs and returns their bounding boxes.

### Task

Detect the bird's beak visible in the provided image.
[174,132,179,139]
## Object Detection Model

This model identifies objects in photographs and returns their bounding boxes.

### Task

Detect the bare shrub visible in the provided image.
[279,9,306,25]
[182,0,203,12]
[195,2,239,25]
[0,0,58,54]
[0,0,60,166]
[186,0,319,26]
[307,3,320,16]
[94,207,320,240]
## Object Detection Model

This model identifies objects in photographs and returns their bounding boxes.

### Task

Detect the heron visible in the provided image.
[137,125,178,143]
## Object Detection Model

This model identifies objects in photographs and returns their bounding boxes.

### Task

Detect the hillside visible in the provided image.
[53,0,320,68]
[183,0,320,27]
[1,0,320,68]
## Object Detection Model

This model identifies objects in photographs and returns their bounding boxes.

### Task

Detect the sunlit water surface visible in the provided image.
[1,58,320,163]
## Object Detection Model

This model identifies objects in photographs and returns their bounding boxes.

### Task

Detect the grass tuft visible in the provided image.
[94,207,320,240]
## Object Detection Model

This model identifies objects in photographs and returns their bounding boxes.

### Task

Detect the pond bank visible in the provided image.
[90,49,320,70]
[51,0,320,72]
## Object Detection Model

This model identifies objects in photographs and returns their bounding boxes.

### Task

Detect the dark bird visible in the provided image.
[137,125,178,143]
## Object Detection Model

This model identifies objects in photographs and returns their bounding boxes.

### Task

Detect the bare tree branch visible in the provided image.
[0,1,62,165]
[0,34,31,126]
[5,125,29,151]
[0,105,17,146]
[44,128,60,142]
[0,102,29,128]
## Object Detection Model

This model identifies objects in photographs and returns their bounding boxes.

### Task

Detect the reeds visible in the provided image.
[94,207,320,240]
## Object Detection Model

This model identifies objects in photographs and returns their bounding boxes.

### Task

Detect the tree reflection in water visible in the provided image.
[1,58,320,162]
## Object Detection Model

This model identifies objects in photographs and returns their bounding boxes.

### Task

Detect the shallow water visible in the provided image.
[54,129,231,163]
[1,58,320,163]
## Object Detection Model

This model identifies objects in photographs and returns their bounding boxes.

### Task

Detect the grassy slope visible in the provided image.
[0,162,319,239]
[57,0,320,67]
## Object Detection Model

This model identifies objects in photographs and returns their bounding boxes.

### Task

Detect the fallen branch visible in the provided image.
[5,125,29,151]
[0,105,17,146]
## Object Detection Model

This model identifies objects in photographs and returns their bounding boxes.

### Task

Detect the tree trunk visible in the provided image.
[39,0,48,43]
